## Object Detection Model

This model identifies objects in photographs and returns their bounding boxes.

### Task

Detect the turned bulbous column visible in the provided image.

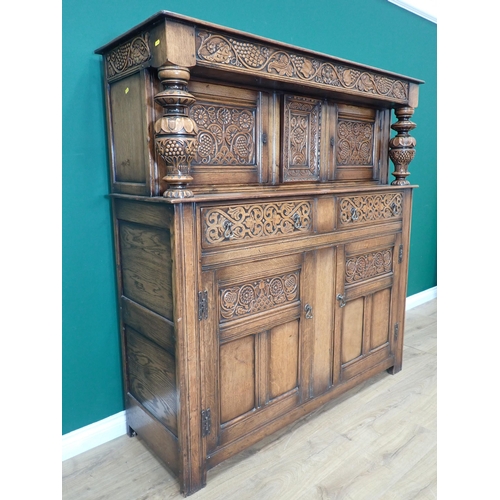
[389,106,416,186]
[154,66,198,198]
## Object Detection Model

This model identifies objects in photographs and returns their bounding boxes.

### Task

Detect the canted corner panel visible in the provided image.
[190,102,256,167]
[201,200,312,248]
[345,248,393,285]
[338,192,403,226]
[282,95,322,182]
[336,119,374,167]
[219,271,300,323]
[187,82,268,185]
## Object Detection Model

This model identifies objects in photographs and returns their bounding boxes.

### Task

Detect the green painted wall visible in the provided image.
[62,0,436,434]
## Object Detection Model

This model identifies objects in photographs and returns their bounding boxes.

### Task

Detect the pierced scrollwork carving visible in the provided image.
[196,30,409,102]
[220,272,300,321]
[337,120,374,166]
[345,249,393,284]
[339,193,403,225]
[105,33,151,78]
[189,104,256,165]
[203,201,312,246]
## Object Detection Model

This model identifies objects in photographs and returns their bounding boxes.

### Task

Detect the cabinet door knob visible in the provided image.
[337,294,346,308]
[305,303,313,319]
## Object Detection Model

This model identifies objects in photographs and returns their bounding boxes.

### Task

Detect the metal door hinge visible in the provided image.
[198,291,208,321]
[398,244,403,263]
[201,408,211,437]
[394,323,399,341]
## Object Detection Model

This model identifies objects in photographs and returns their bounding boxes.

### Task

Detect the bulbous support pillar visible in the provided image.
[389,106,416,186]
[154,66,198,198]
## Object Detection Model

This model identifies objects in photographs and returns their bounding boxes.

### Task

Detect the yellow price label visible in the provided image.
[125,88,129,94]
[155,39,160,46]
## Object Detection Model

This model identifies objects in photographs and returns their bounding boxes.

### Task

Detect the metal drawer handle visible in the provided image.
[350,207,359,221]
[305,303,313,319]
[223,220,234,240]
[292,212,302,229]
[337,294,346,308]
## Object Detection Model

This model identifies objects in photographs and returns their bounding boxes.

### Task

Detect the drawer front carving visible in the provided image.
[220,271,300,322]
[345,248,393,284]
[338,193,403,226]
[202,200,312,247]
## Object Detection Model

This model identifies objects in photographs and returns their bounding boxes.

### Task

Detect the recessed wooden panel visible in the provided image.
[220,335,256,423]
[188,81,270,185]
[341,297,364,364]
[119,222,173,319]
[269,320,299,399]
[126,327,177,436]
[334,104,378,182]
[282,95,322,182]
[370,288,391,349]
[110,73,147,184]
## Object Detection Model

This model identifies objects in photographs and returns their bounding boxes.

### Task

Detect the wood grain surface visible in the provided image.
[63,299,436,500]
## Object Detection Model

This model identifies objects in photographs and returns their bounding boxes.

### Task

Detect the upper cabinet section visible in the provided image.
[96,11,422,198]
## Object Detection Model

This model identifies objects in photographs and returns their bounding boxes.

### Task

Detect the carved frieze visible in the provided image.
[339,193,403,225]
[196,30,409,102]
[337,120,374,166]
[345,249,393,284]
[220,272,300,321]
[105,33,151,79]
[282,96,321,182]
[189,104,256,165]
[202,201,312,246]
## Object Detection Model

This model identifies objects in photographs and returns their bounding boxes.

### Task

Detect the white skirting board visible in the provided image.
[62,286,437,462]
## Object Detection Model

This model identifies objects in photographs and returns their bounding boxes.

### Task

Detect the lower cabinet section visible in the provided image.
[199,232,402,465]
[112,189,412,496]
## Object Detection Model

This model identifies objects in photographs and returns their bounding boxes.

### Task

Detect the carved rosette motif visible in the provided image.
[339,193,403,224]
[154,66,198,198]
[196,30,409,102]
[345,249,393,284]
[220,272,300,321]
[283,96,321,181]
[189,104,256,165]
[203,201,312,245]
[337,120,374,166]
[389,107,416,185]
[105,33,151,78]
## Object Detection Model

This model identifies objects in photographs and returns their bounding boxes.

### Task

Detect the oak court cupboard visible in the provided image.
[95,10,422,496]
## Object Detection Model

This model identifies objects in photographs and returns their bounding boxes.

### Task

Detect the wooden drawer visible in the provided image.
[201,199,313,249]
[337,192,403,228]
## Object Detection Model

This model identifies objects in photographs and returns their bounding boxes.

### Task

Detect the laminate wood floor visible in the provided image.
[62,299,437,500]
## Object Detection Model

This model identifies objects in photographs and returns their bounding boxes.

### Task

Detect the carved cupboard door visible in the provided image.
[333,233,403,383]
[200,251,318,460]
